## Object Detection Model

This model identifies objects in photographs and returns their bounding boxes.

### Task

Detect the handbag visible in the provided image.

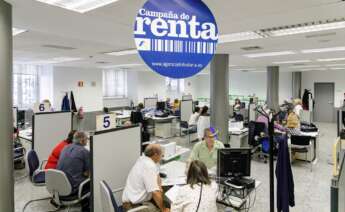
[196,183,203,212]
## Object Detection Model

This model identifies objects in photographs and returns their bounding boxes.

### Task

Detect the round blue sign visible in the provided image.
[134,0,218,79]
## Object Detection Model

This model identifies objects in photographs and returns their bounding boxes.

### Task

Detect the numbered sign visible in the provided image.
[96,114,116,131]
[34,103,51,113]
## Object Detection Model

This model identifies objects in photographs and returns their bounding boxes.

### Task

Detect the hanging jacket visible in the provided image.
[276,135,295,212]
[61,94,71,111]
[70,91,77,112]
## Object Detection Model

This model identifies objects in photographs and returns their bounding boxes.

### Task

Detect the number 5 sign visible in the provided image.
[96,114,116,131]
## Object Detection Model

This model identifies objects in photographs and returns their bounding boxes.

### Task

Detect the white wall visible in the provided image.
[302,70,345,107]
[188,71,292,104]
[53,67,103,112]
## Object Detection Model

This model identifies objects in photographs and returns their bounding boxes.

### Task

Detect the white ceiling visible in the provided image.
[5,0,345,73]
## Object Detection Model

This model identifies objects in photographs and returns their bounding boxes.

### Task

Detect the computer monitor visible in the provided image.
[156,101,166,111]
[217,148,251,178]
[17,110,25,126]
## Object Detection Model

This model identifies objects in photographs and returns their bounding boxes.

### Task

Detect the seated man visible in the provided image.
[57,131,90,212]
[122,144,169,212]
[189,128,225,169]
[45,130,76,170]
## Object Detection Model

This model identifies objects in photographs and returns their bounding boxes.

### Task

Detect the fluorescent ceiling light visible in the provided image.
[273,60,312,64]
[35,0,119,13]
[326,64,345,67]
[243,51,296,58]
[290,65,321,69]
[330,67,345,70]
[219,31,264,43]
[301,68,327,71]
[105,49,137,56]
[13,28,27,36]
[317,57,345,62]
[301,46,345,54]
[231,68,256,71]
[16,57,82,64]
[266,20,345,37]
[229,64,237,67]
[101,64,143,69]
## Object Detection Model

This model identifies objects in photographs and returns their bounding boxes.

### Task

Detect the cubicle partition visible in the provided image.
[182,95,193,101]
[144,97,158,109]
[32,112,73,160]
[180,100,193,122]
[90,125,141,212]
[13,107,17,128]
[339,152,345,211]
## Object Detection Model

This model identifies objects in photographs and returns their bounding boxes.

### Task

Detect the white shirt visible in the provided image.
[171,182,218,212]
[122,156,160,204]
[294,105,303,118]
[188,112,200,126]
[197,116,210,140]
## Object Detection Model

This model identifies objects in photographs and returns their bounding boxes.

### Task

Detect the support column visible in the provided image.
[210,54,229,144]
[292,72,302,99]
[266,66,279,111]
[0,1,14,212]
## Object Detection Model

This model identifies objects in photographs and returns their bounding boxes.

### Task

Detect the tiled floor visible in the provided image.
[15,122,336,212]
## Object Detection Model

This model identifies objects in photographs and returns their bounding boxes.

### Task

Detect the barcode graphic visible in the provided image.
[150,39,216,54]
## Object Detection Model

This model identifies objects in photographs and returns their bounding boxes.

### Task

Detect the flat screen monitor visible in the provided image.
[156,102,166,111]
[17,110,25,125]
[217,148,251,178]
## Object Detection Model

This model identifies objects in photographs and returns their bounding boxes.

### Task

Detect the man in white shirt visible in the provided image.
[188,107,200,126]
[122,144,170,212]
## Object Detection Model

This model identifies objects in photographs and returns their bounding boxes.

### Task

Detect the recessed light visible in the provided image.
[35,0,120,13]
[219,31,264,43]
[325,64,345,67]
[301,68,327,71]
[13,28,27,36]
[273,60,312,64]
[101,64,143,69]
[290,65,321,69]
[317,57,345,62]
[264,20,345,37]
[301,46,345,54]
[330,67,345,70]
[243,51,296,58]
[104,49,137,56]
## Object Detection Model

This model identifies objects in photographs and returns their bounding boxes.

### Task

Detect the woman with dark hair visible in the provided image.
[197,106,210,140]
[171,160,218,212]
[45,130,77,170]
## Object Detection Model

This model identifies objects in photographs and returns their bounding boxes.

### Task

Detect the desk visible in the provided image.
[162,161,261,211]
[19,128,32,142]
[229,128,249,148]
[146,115,178,138]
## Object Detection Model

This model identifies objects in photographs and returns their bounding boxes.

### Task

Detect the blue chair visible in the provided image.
[25,150,46,185]
[99,180,148,212]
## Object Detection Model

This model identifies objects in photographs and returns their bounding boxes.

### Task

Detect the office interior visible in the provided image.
[1,0,345,212]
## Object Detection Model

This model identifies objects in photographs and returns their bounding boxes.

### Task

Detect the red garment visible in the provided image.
[45,140,70,170]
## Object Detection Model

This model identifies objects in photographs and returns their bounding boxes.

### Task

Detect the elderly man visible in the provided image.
[57,131,90,211]
[189,128,225,169]
[122,144,170,212]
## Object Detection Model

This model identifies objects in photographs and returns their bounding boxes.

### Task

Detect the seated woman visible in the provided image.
[171,160,218,212]
[45,130,76,170]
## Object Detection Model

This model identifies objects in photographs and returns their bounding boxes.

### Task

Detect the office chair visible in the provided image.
[44,169,90,211]
[99,180,148,212]
[179,121,197,144]
[290,135,313,171]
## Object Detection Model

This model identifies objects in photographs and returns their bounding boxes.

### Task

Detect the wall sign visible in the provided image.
[134,0,218,79]
[96,114,116,131]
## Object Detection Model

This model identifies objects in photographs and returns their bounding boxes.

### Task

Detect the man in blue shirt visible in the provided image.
[57,131,90,211]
